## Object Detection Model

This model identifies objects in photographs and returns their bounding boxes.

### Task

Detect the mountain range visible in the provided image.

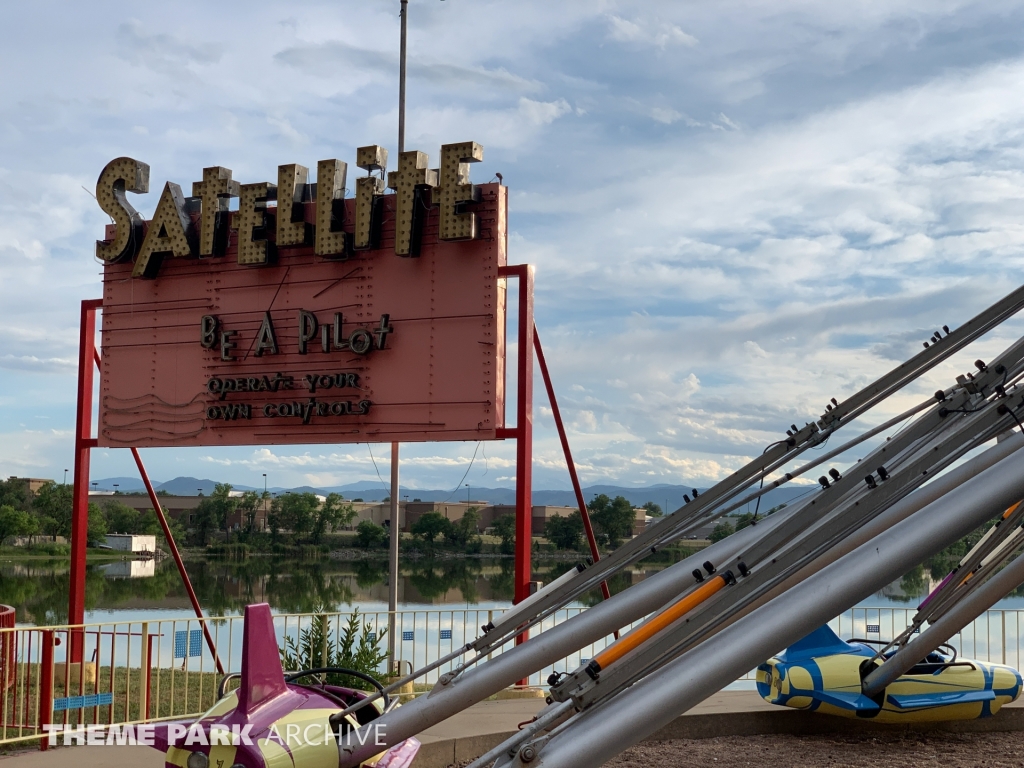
[91,476,811,515]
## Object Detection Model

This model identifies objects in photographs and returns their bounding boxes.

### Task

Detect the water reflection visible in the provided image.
[0,556,612,625]
[7,554,1009,627]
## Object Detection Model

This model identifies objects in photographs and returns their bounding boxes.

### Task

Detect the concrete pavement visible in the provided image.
[1,691,1020,768]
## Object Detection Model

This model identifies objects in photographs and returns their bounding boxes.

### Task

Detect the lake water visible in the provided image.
[3,555,1023,627]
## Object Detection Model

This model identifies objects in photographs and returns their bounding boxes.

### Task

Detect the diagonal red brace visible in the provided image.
[533,327,614,609]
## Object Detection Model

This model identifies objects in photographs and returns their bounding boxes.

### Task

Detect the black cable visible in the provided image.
[752,439,787,523]
[367,443,391,494]
[440,442,482,502]
[1007,405,1024,436]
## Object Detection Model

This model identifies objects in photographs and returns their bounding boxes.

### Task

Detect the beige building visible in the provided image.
[7,476,53,498]
[89,492,646,539]
[90,493,270,531]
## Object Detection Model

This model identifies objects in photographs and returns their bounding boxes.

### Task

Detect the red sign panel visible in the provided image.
[97,184,506,447]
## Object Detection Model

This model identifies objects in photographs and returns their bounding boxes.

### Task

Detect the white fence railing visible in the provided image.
[4,605,1024,746]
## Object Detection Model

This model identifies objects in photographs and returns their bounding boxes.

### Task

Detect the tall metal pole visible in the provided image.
[398,0,408,154]
[388,0,409,679]
[388,443,400,674]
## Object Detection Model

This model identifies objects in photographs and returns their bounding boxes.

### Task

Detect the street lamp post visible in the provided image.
[63,469,68,486]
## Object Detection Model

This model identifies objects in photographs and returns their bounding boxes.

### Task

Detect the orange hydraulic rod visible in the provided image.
[589,572,731,673]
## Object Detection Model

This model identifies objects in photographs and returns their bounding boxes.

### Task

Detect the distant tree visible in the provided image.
[191,498,218,545]
[32,481,73,538]
[735,512,756,531]
[213,483,239,541]
[709,521,734,543]
[190,483,239,545]
[545,511,584,550]
[269,492,320,541]
[412,512,451,545]
[0,505,37,544]
[86,503,108,545]
[236,490,262,534]
[135,509,185,546]
[587,494,635,547]
[445,507,481,547]
[102,500,141,534]
[311,493,358,543]
[353,520,388,549]
[642,501,663,517]
[491,513,516,554]
[0,479,29,511]
[352,498,364,502]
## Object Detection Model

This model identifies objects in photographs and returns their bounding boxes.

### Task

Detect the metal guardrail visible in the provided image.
[2,606,1023,747]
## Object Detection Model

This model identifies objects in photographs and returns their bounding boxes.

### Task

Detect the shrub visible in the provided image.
[279,607,388,690]
[411,512,451,545]
[354,520,388,548]
[491,514,515,554]
[545,512,585,550]
[709,521,734,543]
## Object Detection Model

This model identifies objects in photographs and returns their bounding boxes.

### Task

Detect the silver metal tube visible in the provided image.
[482,565,585,638]
[338,505,798,765]
[715,396,936,519]
[863,547,1024,696]
[388,442,400,674]
[520,443,1024,768]
[465,700,574,768]
[756,432,1024,604]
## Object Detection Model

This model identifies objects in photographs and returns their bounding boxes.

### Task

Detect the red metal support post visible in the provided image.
[68,299,102,662]
[533,327,613,607]
[498,265,535,607]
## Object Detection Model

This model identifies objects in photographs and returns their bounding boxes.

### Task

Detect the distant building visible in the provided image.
[91,493,270,531]
[104,534,157,553]
[7,476,53,498]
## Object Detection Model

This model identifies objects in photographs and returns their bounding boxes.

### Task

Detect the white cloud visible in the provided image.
[4,0,1024,492]
[650,107,682,125]
[517,98,572,127]
[607,16,698,48]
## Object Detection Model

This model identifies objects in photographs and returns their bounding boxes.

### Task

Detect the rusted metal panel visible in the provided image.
[97,183,507,447]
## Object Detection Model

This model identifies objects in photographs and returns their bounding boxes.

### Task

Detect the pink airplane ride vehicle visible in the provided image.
[148,604,419,768]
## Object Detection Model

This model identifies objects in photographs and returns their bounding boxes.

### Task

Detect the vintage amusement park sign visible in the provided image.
[93,142,506,448]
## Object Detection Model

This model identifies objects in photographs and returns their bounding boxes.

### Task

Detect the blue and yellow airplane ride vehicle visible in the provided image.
[757,624,1021,722]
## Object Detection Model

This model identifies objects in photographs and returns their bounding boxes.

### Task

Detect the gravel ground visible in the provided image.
[604,732,1024,768]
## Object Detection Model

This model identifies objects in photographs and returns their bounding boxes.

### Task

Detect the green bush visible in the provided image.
[279,607,388,690]
[354,520,389,548]
[545,512,585,550]
[27,541,71,556]
[709,521,734,543]
[411,512,451,544]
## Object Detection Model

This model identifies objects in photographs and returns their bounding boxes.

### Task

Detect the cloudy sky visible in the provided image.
[2,0,1024,493]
